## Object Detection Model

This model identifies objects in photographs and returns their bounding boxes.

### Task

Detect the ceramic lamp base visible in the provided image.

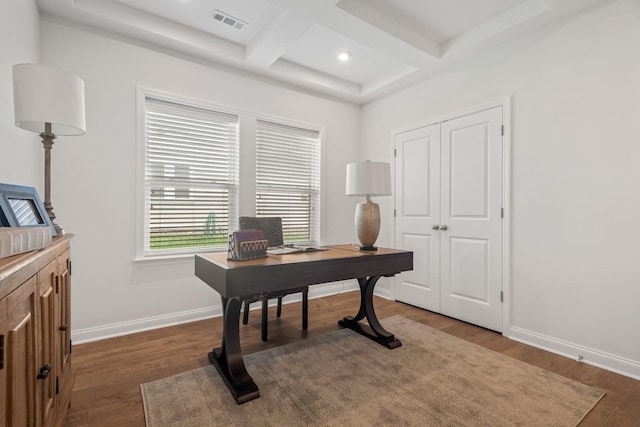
[355,200,381,250]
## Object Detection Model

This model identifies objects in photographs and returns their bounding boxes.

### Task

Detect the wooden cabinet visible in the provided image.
[0,235,75,427]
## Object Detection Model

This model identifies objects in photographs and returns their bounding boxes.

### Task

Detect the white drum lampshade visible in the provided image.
[13,63,86,135]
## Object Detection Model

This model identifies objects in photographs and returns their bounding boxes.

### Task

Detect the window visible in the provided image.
[256,120,321,244]
[142,96,239,255]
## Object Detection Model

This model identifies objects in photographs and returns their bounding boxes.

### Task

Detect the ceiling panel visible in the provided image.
[37,0,617,104]
[280,25,404,85]
[112,0,279,45]
[361,0,528,43]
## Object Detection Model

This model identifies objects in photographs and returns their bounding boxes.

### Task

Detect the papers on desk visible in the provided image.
[267,245,328,255]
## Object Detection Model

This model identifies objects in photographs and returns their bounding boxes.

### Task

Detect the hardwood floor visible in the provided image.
[64,292,639,426]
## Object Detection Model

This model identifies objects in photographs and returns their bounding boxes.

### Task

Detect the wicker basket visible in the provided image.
[227,233,268,260]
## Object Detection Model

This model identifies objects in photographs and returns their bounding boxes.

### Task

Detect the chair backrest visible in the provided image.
[239,217,284,248]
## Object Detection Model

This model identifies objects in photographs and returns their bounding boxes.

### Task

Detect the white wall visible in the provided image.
[39,18,360,342]
[0,0,41,188]
[361,0,640,379]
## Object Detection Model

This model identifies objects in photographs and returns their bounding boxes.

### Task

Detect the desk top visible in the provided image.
[195,244,413,298]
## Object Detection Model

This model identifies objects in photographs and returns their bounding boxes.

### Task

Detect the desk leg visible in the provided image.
[338,276,402,349]
[208,296,260,404]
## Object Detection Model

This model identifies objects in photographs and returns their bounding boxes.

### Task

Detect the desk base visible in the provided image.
[208,350,259,404]
[207,272,404,404]
[338,317,402,349]
[338,275,403,349]
[209,296,261,404]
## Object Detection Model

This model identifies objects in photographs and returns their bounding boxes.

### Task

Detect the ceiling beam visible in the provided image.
[265,0,440,69]
[443,0,551,57]
[335,0,441,59]
[245,10,314,68]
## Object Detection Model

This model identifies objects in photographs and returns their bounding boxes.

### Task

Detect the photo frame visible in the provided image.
[0,183,57,237]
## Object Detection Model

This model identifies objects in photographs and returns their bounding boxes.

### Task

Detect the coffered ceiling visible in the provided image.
[37,0,615,104]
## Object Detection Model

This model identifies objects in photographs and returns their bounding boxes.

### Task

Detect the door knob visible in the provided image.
[440,225,448,230]
[431,224,440,230]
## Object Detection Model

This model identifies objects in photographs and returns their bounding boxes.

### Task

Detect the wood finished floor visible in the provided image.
[64,292,639,426]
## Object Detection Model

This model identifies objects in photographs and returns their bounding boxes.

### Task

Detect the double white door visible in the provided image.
[394,107,504,332]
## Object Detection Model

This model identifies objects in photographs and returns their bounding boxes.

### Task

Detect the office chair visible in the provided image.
[239,216,309,341]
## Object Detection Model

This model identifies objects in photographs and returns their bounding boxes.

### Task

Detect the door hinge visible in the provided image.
[394,209,396,217]
[0,335,4,369]
[56,376,59,394]
[70,339,73,354]
[501,125,504,136]
[500,291,504,302]
[394,148,397,157]
[69,260,72,275]
[501,207,504,218]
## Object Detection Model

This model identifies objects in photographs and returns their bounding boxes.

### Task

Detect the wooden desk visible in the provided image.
[195,244,413,404]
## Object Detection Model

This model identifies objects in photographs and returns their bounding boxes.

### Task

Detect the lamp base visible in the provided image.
[53,224,65,236]
[358,245,378,252]
[355,199,381,250]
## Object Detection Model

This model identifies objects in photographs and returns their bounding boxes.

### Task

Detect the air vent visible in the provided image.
[211,9,247,30]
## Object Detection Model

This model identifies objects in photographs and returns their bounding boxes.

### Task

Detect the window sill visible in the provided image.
[133,249,225,267]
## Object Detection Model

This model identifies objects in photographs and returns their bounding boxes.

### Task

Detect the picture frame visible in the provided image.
[0,183,57,237]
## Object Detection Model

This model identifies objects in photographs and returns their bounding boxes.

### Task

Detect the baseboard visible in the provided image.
[72,280,359,344]
[373,286,393,300]
[71,306,222,344]
[509,326,640,381]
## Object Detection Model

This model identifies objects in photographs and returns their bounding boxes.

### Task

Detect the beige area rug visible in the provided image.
[141,316,604,426]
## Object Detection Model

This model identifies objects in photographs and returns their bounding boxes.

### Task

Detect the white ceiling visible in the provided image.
[37,0,615,104]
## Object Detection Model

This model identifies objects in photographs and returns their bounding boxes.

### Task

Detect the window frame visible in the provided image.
[255,119,321,245]
[135,88,240,260]
[135,87,325,262]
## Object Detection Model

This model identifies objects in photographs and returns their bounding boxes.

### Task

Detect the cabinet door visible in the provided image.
[0,297,7,426]
[4,275,38,427]
[56,250,72,395]
[38,261,57,427]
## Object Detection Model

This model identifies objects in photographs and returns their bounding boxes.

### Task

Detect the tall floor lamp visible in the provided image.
[12,63,86,236]
[346,160,391,251]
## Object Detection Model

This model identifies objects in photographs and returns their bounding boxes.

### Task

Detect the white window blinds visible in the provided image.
[256,120,320,244]
[144,96,238,255]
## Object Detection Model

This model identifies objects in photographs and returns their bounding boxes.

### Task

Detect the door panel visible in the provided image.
[449,237,489,302]
[39,261,57,427]
[402,140,431,216]
[57,250,72,395]
[396,233,433,302]
[394,124,440,311]
[440,107,503,331]
[5,275,37,427]
[449,124,489,218]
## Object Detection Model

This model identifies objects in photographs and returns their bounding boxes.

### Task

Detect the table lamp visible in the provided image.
[346,160,391,251]
[12,63,86,236]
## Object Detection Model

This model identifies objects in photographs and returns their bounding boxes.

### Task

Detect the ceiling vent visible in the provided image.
[211,10,247,30]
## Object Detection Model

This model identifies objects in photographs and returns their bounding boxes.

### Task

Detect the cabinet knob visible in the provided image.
[440,224,448,231]
[431,224,440,230]
[59,324,68,331]
[37,364,52,380]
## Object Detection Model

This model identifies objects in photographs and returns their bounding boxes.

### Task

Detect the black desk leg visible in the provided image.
[338,276,402,349]
[208,296,260,404]
[302,289,309,330]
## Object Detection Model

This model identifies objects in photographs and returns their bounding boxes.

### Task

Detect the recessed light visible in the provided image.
[338,51,351,62]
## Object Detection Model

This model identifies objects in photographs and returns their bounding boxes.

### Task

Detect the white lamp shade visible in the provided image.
[13,63,86,136]
[346,161,392,196]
